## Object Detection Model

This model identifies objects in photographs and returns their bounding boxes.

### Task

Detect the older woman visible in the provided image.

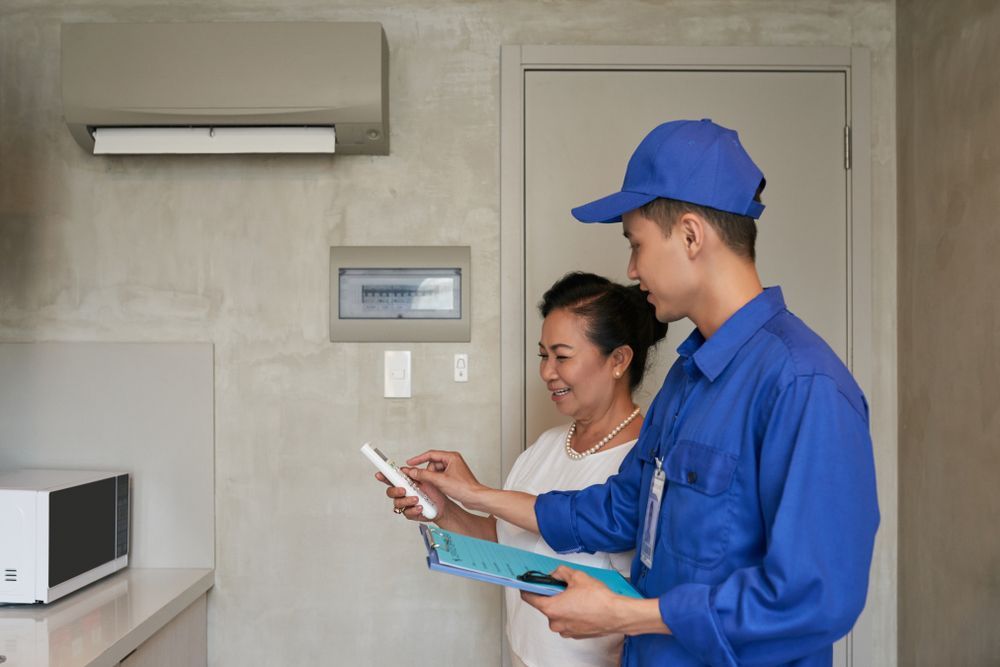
[377,272,666,667]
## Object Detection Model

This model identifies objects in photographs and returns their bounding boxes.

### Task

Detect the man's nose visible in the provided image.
[627,255,639,281]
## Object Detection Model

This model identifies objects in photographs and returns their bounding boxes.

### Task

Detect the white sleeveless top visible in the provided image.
[496,425,636,667]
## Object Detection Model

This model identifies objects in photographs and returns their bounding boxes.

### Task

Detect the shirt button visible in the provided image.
[686,470,698,484]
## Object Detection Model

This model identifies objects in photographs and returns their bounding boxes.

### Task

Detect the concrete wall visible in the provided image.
[0,1,897,665]
[897,1,1000,664]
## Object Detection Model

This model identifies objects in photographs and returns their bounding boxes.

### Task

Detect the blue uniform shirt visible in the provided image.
[535,287,879,667]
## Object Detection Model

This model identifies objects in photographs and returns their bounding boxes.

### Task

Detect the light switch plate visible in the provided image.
[384,350,411,398]
[454,353,468,382]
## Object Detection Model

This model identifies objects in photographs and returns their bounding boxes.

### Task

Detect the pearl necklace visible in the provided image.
[565,407,641,460]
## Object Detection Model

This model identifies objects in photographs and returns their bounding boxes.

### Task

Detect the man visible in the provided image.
[522,119,880,666]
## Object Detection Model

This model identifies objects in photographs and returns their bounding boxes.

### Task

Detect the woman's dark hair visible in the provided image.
[538,272,668,391]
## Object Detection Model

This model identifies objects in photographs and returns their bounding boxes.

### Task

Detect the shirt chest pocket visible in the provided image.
[661,440,739,568]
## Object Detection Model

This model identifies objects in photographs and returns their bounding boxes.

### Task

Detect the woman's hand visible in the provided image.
[374,471,451,522]
[402,450,489,510]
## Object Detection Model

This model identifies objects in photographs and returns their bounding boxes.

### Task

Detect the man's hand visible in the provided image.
[521,566,626,639]
[401,450,539,534]
[521,566,671,639]
[402,450,487,508]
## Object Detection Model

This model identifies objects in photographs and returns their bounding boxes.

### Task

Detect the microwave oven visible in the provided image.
[0,469,130,604]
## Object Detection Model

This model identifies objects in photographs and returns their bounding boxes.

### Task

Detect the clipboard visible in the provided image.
[420,524,642,598]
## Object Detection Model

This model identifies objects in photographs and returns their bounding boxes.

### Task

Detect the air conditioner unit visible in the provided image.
[61,22,389,155]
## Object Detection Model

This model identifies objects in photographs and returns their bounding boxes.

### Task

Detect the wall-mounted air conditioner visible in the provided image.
[61,22,389,155]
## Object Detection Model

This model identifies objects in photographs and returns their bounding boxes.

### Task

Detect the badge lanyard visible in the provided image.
[639,370,694,570]
[640,456,665,569]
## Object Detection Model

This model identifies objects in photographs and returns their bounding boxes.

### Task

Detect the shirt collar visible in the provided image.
[676,286,787,382]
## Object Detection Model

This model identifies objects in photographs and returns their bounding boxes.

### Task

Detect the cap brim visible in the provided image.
[571,191,658,223]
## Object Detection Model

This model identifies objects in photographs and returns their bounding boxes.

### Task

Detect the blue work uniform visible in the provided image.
[535,287,880,667]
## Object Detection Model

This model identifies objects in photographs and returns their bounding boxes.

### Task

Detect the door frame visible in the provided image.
[499,45,873,667]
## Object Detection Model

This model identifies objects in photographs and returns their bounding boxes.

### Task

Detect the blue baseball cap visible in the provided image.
[571,119,766,223]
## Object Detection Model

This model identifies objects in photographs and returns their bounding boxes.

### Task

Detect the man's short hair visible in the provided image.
[639,197,758,261]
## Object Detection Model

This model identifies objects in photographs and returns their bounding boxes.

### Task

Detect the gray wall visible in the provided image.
[897,1,1000,664]
[0,1,897,665]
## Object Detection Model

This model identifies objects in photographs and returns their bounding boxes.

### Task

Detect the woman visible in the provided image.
[377,271,666,667]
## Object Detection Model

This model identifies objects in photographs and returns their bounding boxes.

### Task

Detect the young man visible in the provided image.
[523,119,880,666]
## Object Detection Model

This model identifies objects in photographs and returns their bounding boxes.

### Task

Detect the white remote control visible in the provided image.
[361,443,439,520]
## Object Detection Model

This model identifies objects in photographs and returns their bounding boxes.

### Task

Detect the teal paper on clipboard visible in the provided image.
[420,524,642,598]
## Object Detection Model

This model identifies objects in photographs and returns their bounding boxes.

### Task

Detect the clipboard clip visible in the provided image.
[516,570,567,588]
[427,527,456,557]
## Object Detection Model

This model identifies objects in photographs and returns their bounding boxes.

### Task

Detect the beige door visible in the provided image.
[503,49,874,667]
[523,69,848,438]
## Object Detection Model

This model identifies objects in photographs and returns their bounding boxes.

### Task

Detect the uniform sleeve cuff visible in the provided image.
[661,583,738,667]
[534,490,584,554]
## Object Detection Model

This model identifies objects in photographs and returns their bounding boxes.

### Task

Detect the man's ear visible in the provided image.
[676,212,706,258]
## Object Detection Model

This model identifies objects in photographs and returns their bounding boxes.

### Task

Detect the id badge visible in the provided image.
[640,457,665,569]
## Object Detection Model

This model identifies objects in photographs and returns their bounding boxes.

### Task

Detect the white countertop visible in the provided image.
[0,568,213,667]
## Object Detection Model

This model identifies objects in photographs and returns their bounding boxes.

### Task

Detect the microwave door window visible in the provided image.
[49,477,117,588]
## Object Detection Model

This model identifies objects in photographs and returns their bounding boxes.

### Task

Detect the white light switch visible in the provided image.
[454,353,468,382]
[384,350,411,398]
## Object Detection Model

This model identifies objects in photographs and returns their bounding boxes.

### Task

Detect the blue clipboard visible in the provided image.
[420,524,642,598]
